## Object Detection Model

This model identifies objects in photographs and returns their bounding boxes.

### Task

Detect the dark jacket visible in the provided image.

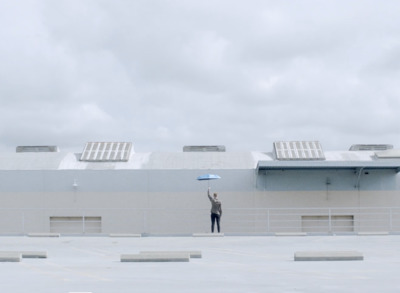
[208,191,222,216]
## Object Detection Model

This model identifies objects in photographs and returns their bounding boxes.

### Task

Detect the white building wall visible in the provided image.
[1,188,400,234]
[0,152,400,234]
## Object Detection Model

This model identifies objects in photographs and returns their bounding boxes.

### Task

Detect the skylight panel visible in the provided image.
[80,142,132,162]
[274,141,325,161]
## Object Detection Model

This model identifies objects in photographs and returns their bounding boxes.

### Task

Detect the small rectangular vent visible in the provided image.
[50,216,101,234]
[16,146,59,153]
[80,142,132,162]
[183,145,226,152]
[349,144,393,151]
[302,215,354,233]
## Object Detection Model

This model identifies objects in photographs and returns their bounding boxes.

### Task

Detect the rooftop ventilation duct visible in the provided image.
[183,145,226,152]
[16,146,59,153]
[349,144,393,151]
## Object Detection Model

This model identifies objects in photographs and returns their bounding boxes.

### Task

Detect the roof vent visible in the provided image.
[273,141,325,160]
[80,142,133,162]
[16,146,60,153]
[349,144,393,151]
[183,145,226,152]
[375,149,400,159]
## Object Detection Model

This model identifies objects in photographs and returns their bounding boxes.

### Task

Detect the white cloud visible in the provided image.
[1,0,400,153]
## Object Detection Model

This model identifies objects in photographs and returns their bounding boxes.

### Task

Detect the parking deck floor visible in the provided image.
[1,234,399,293]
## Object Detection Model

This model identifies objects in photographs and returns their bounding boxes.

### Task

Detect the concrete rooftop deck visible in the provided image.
[1,234,400,292]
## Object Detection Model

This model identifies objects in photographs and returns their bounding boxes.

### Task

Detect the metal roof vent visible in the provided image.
[16,146,60,153]
[183,145,226,152]
[375,149,400,159]
[349,144,393,151]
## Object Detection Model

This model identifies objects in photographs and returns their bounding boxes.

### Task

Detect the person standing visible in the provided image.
[207,187,222,233]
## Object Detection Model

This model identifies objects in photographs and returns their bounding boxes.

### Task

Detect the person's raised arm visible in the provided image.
[207,187,212,201]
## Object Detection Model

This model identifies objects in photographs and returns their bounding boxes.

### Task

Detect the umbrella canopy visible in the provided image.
[197,173,221,189]
[197,174,221,181]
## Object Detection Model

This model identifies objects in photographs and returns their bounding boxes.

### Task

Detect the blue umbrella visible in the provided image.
[197,174,221,181]
[197,174,221,188]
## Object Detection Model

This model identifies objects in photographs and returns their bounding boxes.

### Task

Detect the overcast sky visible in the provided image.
[1,0,399,153]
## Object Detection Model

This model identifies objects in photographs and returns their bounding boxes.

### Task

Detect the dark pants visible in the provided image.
[211,213,221,233]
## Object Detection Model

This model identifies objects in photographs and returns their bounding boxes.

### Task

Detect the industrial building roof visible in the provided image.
[0,151,263,170]
[0,144,400,171]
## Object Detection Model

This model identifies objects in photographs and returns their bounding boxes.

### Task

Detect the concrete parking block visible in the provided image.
[0,252,21,262]
[121,253,190,262]
[294,251,364,261]
[21,251,47,258]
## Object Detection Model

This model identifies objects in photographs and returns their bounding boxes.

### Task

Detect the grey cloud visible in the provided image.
[1,0,400,153]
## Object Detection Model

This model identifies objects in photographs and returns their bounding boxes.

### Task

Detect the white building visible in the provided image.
[1,142,399,235]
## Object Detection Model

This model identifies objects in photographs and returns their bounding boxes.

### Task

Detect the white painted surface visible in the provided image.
[1,235,400,292]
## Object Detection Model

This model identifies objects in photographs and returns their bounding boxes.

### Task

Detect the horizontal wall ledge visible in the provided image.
[27,233,60,237]
[357,232,389,236]
[192,233,224,237]
[109,233,142,237]
[275,232,307,236]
